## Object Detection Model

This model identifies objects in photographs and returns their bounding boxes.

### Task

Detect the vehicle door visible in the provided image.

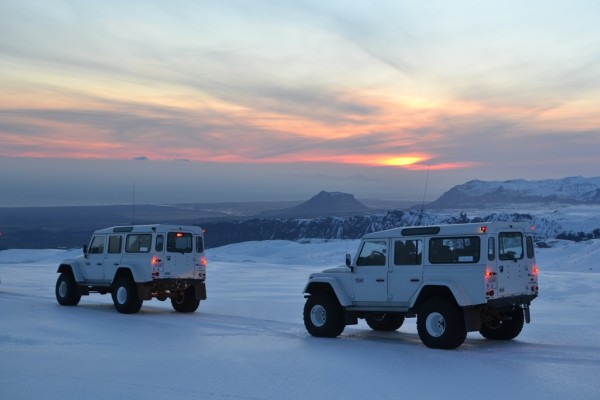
[496,231,528,296]
[352,239,389,302]
[388,238,424,304]
[83,234,106,282]
[164,231,194,278]
[102,234,123,281]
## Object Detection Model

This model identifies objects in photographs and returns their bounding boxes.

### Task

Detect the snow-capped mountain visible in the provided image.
[428,176,600,208]
[202,178,600,248]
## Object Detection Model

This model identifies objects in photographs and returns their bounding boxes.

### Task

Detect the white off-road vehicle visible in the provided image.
[303,222,539,349]
[55,224,207,314]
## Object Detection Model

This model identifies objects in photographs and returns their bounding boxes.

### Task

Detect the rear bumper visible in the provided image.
[137,279,206,301]
[485,294,537,308]
[463,294,537,332]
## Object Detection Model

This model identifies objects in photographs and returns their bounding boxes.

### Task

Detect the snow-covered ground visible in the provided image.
[1,239,599,400]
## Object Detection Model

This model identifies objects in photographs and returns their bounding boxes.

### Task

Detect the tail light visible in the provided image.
[529,265,539,293]
[151,256,163,278]
[485,268,497,298]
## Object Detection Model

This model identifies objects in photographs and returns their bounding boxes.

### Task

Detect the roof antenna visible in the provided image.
[132,180,136,225]
[418,164,430,226]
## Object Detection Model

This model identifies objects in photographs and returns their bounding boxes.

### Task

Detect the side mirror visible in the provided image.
[345,253,352,268]
[83,244,88,257]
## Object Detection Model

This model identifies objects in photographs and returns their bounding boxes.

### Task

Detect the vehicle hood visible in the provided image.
[320,265,349,273]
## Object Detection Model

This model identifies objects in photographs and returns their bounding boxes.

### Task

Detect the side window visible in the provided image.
[89,235,105,254]
[488,237,495,261]
[196,236,204,253]
[526,236,534,259]
[429,237,480,264]
[167,232,193,253]
[356,240,387,265]
[125,234,152,253]
[499,232,524,260]
[356,240,387,266]
[108,235,122,254]
[155,234,164,252]
[394,239,422,265]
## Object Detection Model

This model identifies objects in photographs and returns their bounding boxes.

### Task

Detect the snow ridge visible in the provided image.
[429,176,600,208]
[202,207,595,248]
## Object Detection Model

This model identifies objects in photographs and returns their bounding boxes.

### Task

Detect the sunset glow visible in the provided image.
[1,0,599,205]
[381,156,427,167]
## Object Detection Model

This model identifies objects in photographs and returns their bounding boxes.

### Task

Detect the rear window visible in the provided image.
[499,232,524,260]
[167,232,193,253]
[429,237,480,264]
[155,234,164,252]
[196,236,204,253]
[526,236,535,259]
[487,237,495,261]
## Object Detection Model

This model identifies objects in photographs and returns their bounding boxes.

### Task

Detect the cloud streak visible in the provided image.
[0,0,599,180]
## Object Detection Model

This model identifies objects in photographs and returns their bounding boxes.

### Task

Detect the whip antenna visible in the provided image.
[419,164,430,225]
[132,180,136,225]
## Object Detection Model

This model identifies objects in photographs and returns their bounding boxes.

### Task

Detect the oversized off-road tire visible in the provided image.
[365,313,405,331]
[480,307,525,340]
[417,297,466,349]
[171,286,200,313]
[111,276,143,314]
[303,293,345,338]
[55,272,81,306]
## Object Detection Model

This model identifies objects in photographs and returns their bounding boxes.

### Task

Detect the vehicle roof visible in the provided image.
[362,222,534,239]
[93,224,204,235]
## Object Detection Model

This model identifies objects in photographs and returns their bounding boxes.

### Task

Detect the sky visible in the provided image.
[1,0,600,206]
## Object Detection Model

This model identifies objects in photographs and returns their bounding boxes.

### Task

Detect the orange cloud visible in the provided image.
[2,83,569,173]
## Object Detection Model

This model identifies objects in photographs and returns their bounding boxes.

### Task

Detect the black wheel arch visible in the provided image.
[412,285,458,310]
[305,282,337,298]
[111,267,134,286]
[58,263,74,275]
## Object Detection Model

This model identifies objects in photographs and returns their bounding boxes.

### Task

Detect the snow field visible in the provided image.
[1,239,599,400]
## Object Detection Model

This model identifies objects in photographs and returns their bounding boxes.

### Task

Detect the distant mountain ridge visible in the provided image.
[201,208,600,248]
[428,176,600,208]
[3,178,600,250]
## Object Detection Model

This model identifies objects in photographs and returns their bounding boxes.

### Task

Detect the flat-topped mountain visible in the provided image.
[259,191,371,218]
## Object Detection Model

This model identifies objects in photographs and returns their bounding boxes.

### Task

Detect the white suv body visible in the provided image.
[55,224,207,313]
[303,222,539,349]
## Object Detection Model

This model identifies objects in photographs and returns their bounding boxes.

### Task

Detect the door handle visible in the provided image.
[96,263,102,266]
[410,278,420,282]
[376,278,385,282]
